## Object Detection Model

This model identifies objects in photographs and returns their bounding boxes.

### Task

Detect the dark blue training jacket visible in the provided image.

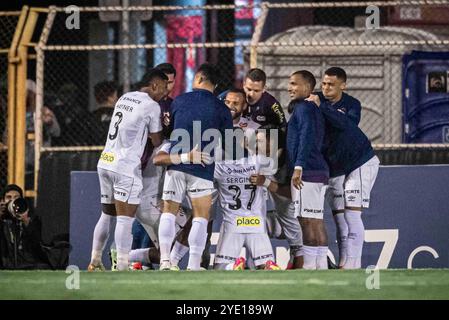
[168,89,233,181]
[320,103,375,178]
[286,99,329,183]
[317,91,361,125]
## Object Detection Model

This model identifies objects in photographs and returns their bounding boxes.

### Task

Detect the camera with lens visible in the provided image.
[3,198,29,220]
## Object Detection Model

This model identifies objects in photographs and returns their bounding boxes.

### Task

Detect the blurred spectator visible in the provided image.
[0,184,50,269]
[51,82,98,146]
[25,80,61,188]
[92,81,119,145]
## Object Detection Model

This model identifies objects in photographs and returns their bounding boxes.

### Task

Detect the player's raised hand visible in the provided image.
[292,168,303,190]
[189,144,212,167]
[306,94,321,107]
[250,174,266,186]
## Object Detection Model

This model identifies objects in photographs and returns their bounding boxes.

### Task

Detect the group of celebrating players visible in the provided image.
[87,62,379,272]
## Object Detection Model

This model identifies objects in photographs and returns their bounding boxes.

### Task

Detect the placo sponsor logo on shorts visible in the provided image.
[236,216,261,227]
[100,152,115,164]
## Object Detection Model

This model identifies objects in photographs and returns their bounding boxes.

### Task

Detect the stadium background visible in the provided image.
[1,0,449,268]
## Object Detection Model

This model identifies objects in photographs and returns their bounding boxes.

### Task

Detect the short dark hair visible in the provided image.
[292,70,316,91]
[94,81,118,104]
[196,63,221,87]
[1,184,23,200]
[245,68,266,85]
[324,67,347,82]
[140,68,169,87]
[155,63,176,77]
[226,87,246,100]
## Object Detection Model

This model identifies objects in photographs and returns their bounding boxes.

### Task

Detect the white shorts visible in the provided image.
[214,229,274,266]
[325,175,345,211]
[326,156,380,210]
[162,170,215,204]
[98,168,143,205]
[344,156,380,208]
[291,181,327,219]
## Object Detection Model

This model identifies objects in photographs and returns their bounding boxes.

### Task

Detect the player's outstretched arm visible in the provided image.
[153,145,211,167]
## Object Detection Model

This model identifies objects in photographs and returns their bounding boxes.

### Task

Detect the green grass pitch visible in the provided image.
[1,269,449,300]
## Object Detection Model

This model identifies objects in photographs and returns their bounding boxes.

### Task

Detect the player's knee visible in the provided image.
[163,200,180,214]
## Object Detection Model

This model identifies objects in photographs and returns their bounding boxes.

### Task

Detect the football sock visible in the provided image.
[129,248,150,264]
[316,246,329,269]
[170,241,189,266]
[344,209,364,269]
[187,217,208,270]
[301,245,317,270]
[90,212,115,265]
[115,215,135,271]
[333,212,349,267]
[158,213,177,264]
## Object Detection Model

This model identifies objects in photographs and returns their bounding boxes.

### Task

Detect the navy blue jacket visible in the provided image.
[286,99,329,183]
[320,104,375,177]
[317,92,361,125]
[168,89,233,181]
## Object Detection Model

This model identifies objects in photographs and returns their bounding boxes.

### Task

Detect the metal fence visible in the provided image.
[0,11,21,189]
[34,1,449,150]
[36,5,241,150]
[0,1,448,197]
[253,1,449,144]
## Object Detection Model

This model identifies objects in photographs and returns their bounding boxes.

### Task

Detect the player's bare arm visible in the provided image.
[149,131,163,148]
[153,145,211,167]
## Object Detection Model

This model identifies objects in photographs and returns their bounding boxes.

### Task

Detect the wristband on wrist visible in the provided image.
[294,166,303,171]
[263,178,271,188]
[180,153,190,164]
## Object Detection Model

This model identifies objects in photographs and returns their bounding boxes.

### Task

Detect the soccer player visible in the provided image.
[152,141,215,270]
[243,68,286,128]
[157,63,233,271]
[318,67,362,268]
[155,62,177,139]
[307,93,380,269]
[132,63,177,254]
[213,129,280,271]
[88,68,168,271]
[244,69,304,267]
[223,88,259,131]
[286,70,329,270]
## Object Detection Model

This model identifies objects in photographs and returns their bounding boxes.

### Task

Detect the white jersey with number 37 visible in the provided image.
[214,156,270,234]
[97,91,162,178]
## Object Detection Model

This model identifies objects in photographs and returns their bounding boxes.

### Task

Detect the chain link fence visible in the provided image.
[254,1,449,145]
[33,1,449,153]
[0,12,21,189]
[37,5,242,149]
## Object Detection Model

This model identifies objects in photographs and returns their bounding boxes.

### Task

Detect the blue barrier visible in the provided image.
[70,165,449,269]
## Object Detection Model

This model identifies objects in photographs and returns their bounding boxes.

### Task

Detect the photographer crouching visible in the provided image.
[0,184,50,269]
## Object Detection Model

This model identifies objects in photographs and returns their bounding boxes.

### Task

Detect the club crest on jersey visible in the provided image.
[236,216,261,227]
[99,152,115,164]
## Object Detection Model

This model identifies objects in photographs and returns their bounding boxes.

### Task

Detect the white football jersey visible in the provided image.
[235,117,260,131]
[214,156,270,234]
[97,91,162,178]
